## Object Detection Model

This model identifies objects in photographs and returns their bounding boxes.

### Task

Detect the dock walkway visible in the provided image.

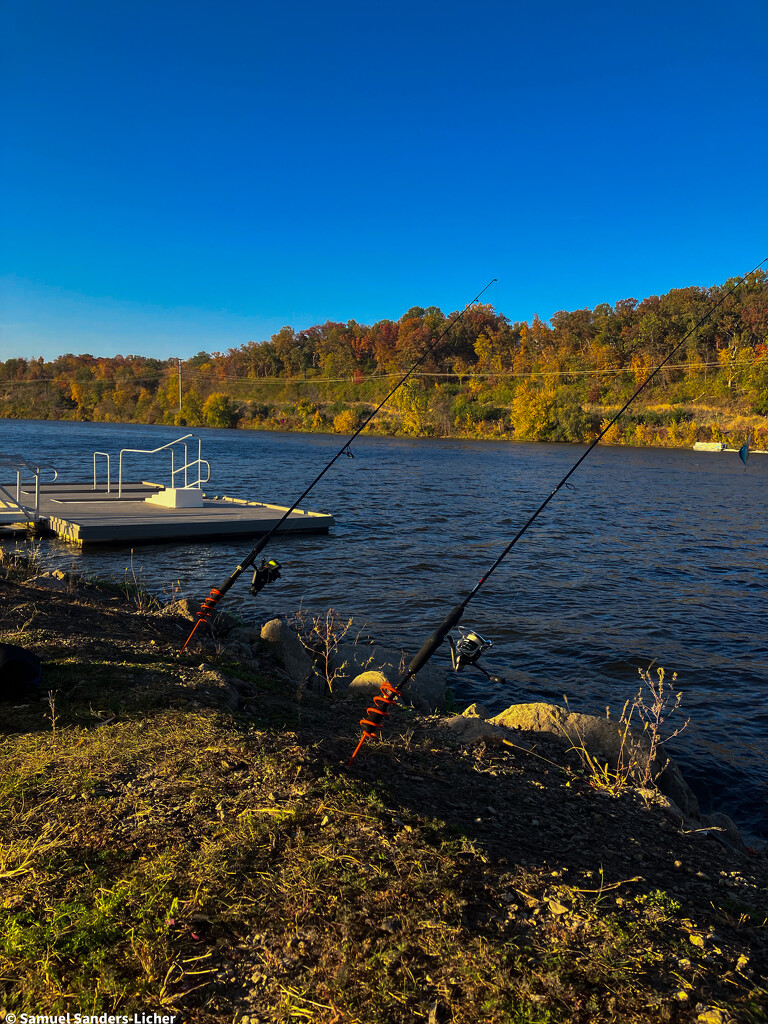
[1,482,334,546]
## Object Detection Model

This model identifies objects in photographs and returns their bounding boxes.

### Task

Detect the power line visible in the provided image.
[0,358,758,390]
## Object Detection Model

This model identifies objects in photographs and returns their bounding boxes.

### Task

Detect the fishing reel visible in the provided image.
[447,627,506,685]
[249,558,282,596]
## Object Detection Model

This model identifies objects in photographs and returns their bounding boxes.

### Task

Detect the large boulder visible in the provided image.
[489,702,699,817]
[260,618,315,688]
[154,598,198,621]
[439,712,510,745]
[329,643,446,712]
[699,811,746,851]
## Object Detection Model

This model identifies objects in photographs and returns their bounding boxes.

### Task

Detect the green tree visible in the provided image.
[203,393,239,428]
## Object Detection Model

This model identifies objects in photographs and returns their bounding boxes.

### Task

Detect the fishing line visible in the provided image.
[181,279,498,652]
[348,256,767,763]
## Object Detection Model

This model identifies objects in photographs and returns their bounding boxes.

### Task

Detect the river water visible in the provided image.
[2,419,766,841]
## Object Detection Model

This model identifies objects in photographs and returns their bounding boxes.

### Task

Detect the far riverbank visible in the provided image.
[2,399,767,451]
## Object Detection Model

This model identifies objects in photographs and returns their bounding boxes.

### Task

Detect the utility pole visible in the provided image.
[178,358,182,411]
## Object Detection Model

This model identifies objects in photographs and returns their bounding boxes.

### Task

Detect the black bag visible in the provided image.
[0,642,42,701]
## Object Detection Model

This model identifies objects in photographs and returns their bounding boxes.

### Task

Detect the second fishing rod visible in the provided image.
[181,279,498,652]
[348,257,767,764]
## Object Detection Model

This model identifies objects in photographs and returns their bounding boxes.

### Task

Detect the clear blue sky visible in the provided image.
[1,0,766,361]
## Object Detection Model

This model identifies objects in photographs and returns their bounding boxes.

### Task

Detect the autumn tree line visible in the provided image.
[2,271,767,447]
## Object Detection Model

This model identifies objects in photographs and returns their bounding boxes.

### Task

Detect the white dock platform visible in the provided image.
[1,482,334,546]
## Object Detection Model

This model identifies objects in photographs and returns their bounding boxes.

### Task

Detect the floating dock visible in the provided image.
[0,435,334,546]
[1,481,334,547]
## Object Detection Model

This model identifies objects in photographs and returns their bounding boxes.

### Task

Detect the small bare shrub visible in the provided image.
[632,664,688,787]
[564,664,688,795]
[46,690,60,742]
[290,607,355,692]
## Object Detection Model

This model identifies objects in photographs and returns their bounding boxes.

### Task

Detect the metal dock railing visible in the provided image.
[0,453,58,525]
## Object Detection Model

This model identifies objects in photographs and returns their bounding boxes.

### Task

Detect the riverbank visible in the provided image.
[235,397,768,452]
[2,398,767,451]
[1,553,766,1022]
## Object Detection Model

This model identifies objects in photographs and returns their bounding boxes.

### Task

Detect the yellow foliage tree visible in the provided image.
[599,417,623,444]
[332,408,360,434]
[512,381,556,440]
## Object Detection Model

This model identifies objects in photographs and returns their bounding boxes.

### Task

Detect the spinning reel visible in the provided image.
[447,627,506,684]
[249,558,282,596]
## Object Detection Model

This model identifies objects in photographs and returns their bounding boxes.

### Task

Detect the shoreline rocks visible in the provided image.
[489,701,699,817]
[328,641,447,712]
[217,612,749,850]
[438,701,745,850]
[257,620,448,713]
[259,618,320,691]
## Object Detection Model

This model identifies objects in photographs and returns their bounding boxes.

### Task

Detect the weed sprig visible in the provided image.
[563,664,688,796]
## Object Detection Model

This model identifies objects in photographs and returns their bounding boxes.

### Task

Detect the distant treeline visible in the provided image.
[2,271,767,447]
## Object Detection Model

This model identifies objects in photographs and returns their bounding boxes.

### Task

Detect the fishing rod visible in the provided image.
[348,257,767,763]
[181,279,498,652]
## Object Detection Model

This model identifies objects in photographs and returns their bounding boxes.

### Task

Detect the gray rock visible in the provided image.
[210,610,241,635]
[305,672,329,695]
[347,670,388,696]
[153,602,239,638]
[260,618,314,688]
[155,598,198,621]
[653,747,700,819]
[699,811,746,850]
[462,702,491,719]
[401,665,446,713]
[228,626,261,645]
[34,573,69,593]
[330,642,446,712]
[228,641,255,662]
[439,714,509,745]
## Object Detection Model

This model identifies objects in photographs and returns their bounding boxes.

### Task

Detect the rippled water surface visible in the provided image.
[2,419,767,839]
